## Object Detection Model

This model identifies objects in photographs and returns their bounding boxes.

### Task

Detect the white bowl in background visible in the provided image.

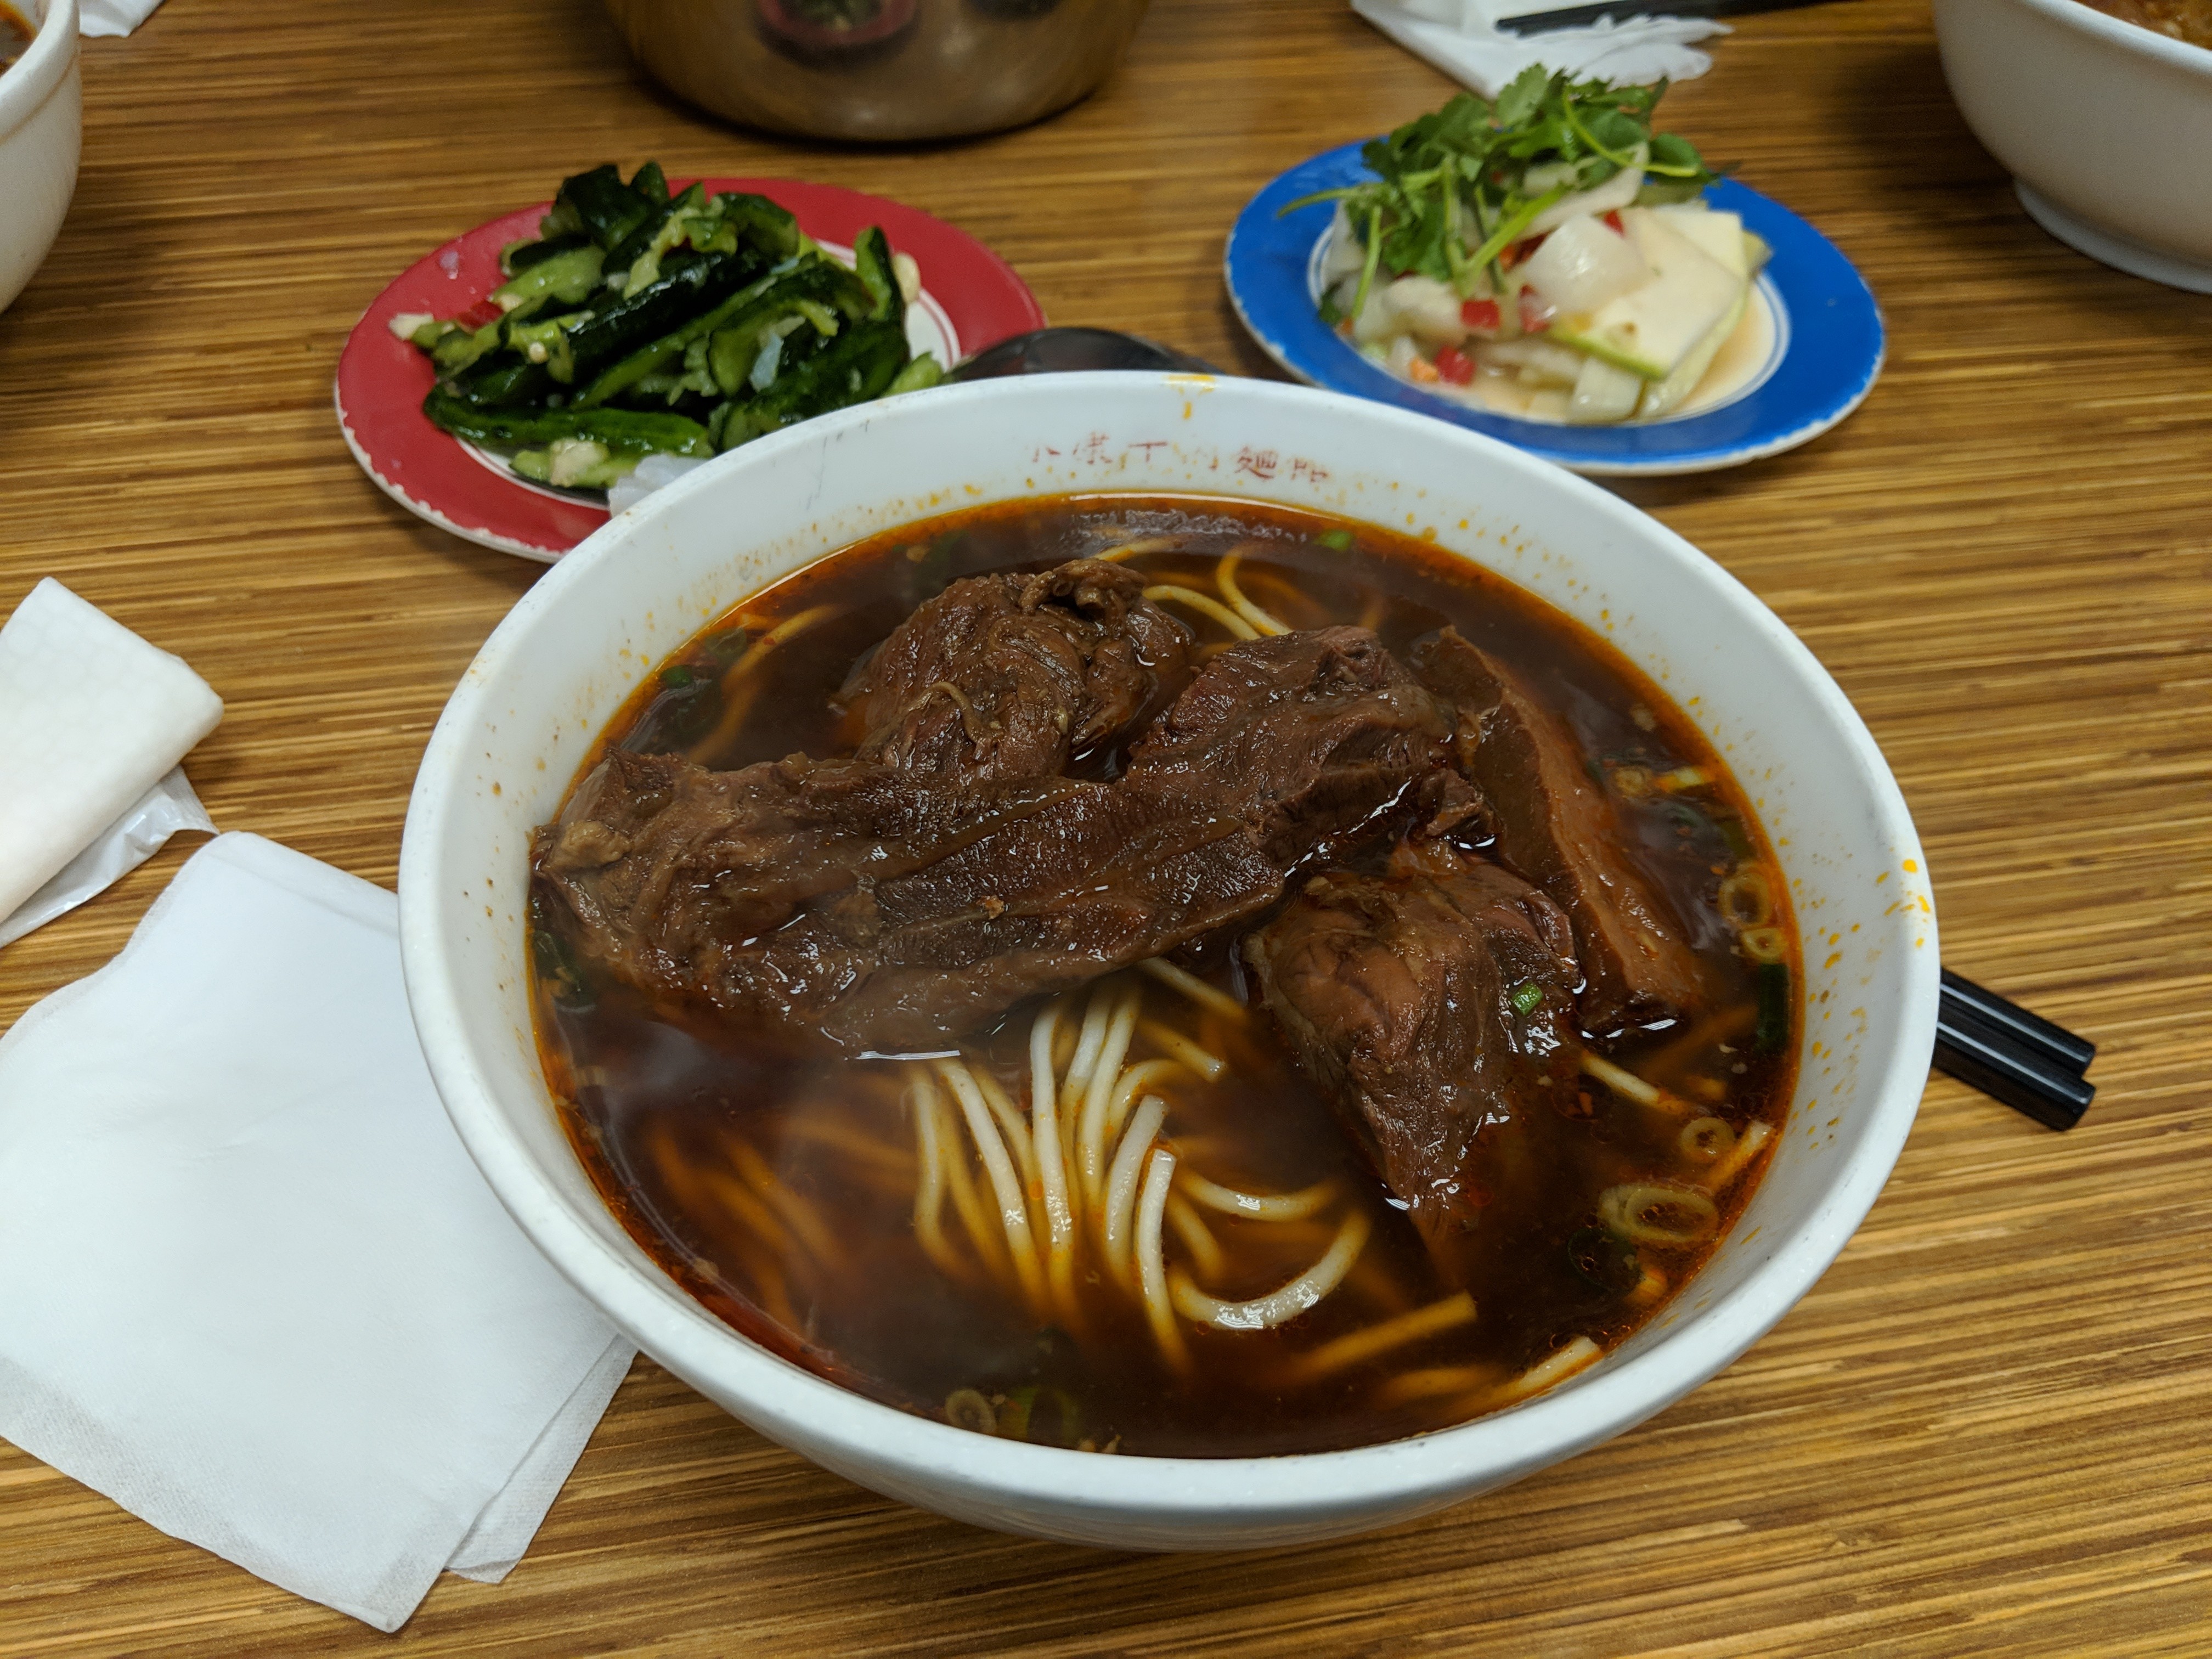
[1934,0,2212,292]
[398,373,1939,1549]
[0,0,80,317]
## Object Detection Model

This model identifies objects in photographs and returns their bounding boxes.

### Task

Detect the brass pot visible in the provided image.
[602,0,1150,143]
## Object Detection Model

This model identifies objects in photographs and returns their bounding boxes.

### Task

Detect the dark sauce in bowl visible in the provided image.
[0,2,35,70]
[528,495,1798,1458]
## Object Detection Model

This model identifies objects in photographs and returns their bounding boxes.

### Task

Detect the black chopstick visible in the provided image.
[1933,970,2097,1131]
[1496,0,1841,36]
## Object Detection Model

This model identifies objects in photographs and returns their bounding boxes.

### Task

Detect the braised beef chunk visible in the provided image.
[1412,628,1706,1035]
[842,558,1192,780]
[703,783,1288,1047]
[1124,627,1457,867]
[537,747,1080,997]
[1246,850,1581,1276]
[676,625,1457,1049]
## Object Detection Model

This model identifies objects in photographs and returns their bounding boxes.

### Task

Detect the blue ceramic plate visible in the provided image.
[1226,144,1884,476]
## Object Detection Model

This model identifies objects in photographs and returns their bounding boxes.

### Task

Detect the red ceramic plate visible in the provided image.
[335,179,1046,561]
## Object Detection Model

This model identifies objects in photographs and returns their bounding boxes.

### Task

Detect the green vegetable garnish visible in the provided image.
[1511,980,1544,1016]
[1754,963,1791,1054]
[407,161,946,486]
[1282,68,1720,297]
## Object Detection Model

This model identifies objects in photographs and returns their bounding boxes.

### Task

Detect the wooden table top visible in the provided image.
[3,0,2208,1652]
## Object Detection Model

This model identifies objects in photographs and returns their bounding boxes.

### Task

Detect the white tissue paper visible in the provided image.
[0,833,634,1631]
[78,0,165,38]
[0,578,222,933]
[1353,0,1728,99]
[0,766,213,948]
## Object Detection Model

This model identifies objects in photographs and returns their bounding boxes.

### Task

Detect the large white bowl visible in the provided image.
[399,374,1939,1549]
[1934,0,2212,292]
[0,0,81,318]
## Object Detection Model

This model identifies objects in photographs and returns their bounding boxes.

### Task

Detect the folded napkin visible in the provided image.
[1353,0,1728,98]
[0,833,633,1631]
[80,0,164,38]
[0,767,213,949]
[0,579,222,940]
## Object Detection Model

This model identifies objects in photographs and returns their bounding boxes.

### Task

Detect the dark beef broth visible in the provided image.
[533,495,1798,1457]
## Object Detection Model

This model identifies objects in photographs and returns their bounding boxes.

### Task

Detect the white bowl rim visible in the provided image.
[0,0,78,137]
[400,371,1937,1522]
[1974,0,2212,70]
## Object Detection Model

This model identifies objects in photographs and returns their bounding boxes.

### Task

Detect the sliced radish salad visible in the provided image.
[1294,73,1768,426]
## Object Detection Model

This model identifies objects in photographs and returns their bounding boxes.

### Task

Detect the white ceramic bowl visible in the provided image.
[399,373,1939,1549]
[1934,0,2212,292]
[0,0,81,317]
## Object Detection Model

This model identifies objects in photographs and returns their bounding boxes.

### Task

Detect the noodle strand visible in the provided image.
[1283,1291,1476,1384]
[1215,551,1290,636]
[1029,1003,1079,1318]
[1137,957,1244,1022]
[1176,1170,1338,1222]
[1170,1207,1371,1331]
[1076,986,1143,1205]
[1100,1094,1169,1283]
[935,1059,1048,1315]
[1143,584,1260,641]
[1163,1192,1227,1282]
[1135,1149,1189,1372]
[1136,1018,1226,1081]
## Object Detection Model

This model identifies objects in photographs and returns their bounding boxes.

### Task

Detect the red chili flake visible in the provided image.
[1459,296,1502,334]
[1603,210,1626,234]
[1434,346,1476,385]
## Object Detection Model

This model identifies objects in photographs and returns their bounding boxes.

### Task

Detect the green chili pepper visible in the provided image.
[1511,980,1544,1016]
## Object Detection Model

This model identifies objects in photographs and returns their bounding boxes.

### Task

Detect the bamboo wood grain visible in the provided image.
[1,0,2207,1653]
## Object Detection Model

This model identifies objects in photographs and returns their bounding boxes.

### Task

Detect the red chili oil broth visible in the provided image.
[531,494,1798,1458]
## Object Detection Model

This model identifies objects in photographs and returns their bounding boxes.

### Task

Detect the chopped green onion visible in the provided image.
[1754,963,1791,1054]
[1511,980,1544,1016]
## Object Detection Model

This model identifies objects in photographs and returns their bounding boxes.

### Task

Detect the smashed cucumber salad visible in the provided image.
[390,162,944,496]
[1295,74,1769,426]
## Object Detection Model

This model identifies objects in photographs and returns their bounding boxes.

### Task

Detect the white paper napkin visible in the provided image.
[0,832,633,1631]
[0,766,213,948]
[1353,0,1729,98]
[78,0,163,38]
[0,578,222,931]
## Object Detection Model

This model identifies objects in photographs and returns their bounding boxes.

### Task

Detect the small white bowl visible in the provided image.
[0,0,80,318]
[1934,0,2212,292]
[399,373,1939,1549]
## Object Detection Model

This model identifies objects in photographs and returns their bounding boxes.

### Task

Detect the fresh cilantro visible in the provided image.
[1283,71,1720,301]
